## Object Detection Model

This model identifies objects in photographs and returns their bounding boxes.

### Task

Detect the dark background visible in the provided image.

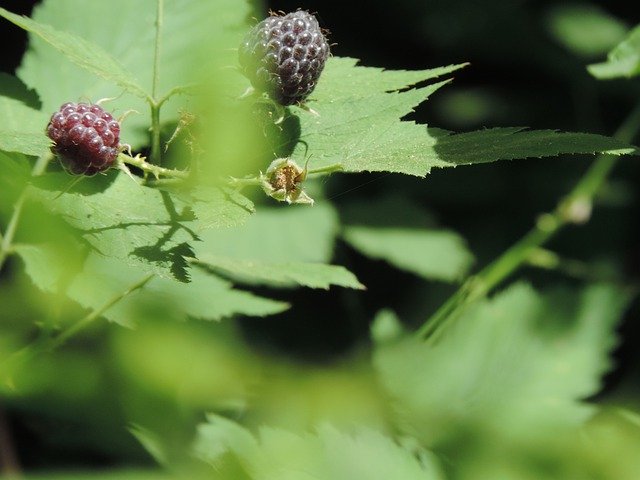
[1,0,639,471]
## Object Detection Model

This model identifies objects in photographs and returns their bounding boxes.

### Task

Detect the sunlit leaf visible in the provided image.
[0,74,50,156]
[283,57,636,176]
[195,254,365,290]
[0,6,148,98]
[194,203,340,264]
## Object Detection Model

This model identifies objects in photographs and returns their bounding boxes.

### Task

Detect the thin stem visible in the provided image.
[47,274,154,352]
[0,192,27,270]
[157,84,197,108]
[149,0,164,165]
[119,153,189,179]
[1,274,154,382]
[227,176,263,189]
[418,102,640,341]
[150,102,162,165]
[152,0,163,101]
[307,163,344,175]
[0,155,52,272]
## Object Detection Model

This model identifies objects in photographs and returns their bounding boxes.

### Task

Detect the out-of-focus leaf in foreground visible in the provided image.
[193,414,443,480]
[15,247,288,327]
[374,283,632,446]
[12,0,250,148]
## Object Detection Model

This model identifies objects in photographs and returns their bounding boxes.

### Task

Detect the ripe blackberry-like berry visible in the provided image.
[239,10,330,106]
[46,102,120,175]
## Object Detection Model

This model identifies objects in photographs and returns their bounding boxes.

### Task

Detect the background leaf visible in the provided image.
[343,227,473,282]
[546,4,629,58]
[588,23,640,79]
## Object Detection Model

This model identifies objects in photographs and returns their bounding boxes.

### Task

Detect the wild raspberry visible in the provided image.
[239,10,330,106]
[46,102,120,175]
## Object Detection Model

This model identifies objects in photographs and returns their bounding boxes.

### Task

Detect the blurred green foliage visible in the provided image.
[0,0,639,478]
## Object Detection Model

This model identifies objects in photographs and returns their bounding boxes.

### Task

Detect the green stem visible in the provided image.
[307,163,344,175]
[0,155,52,272]
[119,153,189,179]
[149,0,164,164]
[48,274,154,351]
[418,102,640,341]
[1,274,153,381]
[227,176,263,189]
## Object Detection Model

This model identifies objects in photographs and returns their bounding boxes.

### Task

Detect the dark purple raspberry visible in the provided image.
[46,102,120,175]
[239,10,330,106]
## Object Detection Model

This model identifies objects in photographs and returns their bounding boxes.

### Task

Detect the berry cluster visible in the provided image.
[46,102,120,175]
[239,10,330,106]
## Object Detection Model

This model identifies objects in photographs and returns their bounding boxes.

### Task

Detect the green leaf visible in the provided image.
[187,186,255,231]
[374,283,633,446]
[15,247,288,326]
[546,4,628,58]
[16,0,252,148]
[29,173,253,279]
[290,57,464,176]
[29,173,195,279]
[426,127,637,164]
[286,57,635,176]
[194,254,365,290]
[0,72,40,108]
[0,75,51,156]
[194,203,340,264]
[0,6,148,99]
[193,415,443,480]
[340,196,473,282]
[343,227,473,282]
[588,24,640,79]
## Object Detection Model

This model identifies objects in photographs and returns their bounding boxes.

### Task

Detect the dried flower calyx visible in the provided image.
[261,158,314,205]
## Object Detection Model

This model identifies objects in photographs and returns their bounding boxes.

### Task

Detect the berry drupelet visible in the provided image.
[239,10,330,106]
[46,102,120,175]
